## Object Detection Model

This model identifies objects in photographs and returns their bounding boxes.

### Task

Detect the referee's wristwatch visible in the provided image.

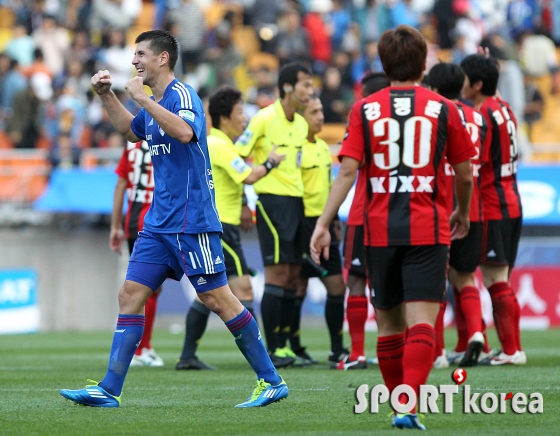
[263,158,279,174]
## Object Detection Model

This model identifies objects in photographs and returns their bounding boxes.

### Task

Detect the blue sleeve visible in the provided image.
[171,82,205,143]
[131,108,146,140]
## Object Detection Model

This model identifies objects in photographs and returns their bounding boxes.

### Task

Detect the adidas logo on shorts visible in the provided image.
[351,258,361,266]
[487,249,497,257]
[197,277,207,285]
[215,256,222,264]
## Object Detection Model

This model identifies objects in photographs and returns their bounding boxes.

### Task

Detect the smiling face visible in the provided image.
[132,40,166,87]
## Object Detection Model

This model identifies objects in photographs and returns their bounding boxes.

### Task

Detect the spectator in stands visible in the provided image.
[170,0,206,75]
[65,29,97,74]
[203,19,242,92]
[432,0,457,49]
[507,0,540,41]
[331,49,354,90]
[319,65,352,123]
[518,27,559,79]
[22,48,53,79]
[245,0,285,54]
[351,40,383,84]
[302,0,332,75]
[244,65,278,118]
[329,0,352,51]
[0,55,27,124]
[48,131,81,169]
[391,0,421,29]
[5,23,35,68]
[89,0,142,32]
[55,84,86,146]
[552,0,560,45]
[32,14,70,77]
[56,58,92,104]
[96,28,135,92]
[15,0,46,34]
[275,7,312,67]
[523,73,544,142]
[6,72,52,148]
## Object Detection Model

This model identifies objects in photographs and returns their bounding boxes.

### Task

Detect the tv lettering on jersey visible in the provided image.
[149,143,172,156]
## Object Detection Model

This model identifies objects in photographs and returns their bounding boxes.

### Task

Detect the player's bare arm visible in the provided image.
[109,176,128,255]
[125,76,194,144]
[450,159,473,241]
[311,156,359,263]
[91,70,140,143]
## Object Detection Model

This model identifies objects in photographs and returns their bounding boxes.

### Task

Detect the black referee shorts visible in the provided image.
[300,216,342,278]
[221,223,252,278]
[255,194,304,265]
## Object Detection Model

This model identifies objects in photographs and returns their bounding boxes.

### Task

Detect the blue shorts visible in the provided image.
[126,230,227,293]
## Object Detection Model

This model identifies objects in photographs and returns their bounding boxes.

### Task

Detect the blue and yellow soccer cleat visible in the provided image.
[60,380,121,408]
[235,377,288,408]
[392,412,426,430]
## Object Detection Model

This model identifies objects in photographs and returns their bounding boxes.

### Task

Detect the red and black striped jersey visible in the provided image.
[478,97,523,220]
[340,86,475,247]
[444,101,488,223]
[346,166,367,226]
[115,141,154,239]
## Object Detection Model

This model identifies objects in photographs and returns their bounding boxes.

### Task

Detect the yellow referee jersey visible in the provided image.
[301,135,332,217]
[208,127,252,226]
[235,99,307,197]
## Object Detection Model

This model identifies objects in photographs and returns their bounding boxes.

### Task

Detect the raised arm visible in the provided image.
[92,70,141,143]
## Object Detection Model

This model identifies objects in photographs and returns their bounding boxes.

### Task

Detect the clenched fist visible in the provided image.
[125,76,146,102]
[91,70,112,96]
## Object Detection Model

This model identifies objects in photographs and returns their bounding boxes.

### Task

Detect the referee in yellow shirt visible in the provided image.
[289,97,348,367]
[177,86,284,370]
[235,63,314,368]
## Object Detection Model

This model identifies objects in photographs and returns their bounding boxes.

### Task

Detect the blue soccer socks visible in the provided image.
[226,308,281,385]
[99,314,145,397]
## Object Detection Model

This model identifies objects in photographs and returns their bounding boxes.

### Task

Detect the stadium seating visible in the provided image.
[0,149,51,203]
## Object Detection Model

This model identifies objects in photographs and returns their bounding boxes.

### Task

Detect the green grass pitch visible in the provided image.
[0,327,558,435]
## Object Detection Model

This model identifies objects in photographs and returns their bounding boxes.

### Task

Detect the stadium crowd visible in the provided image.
[0,0,558,160]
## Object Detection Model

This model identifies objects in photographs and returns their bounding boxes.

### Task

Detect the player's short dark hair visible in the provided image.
[361,71,390,97]
[135,30,179,71]
[278,62,312,99]
[427,63,465,100]
[208,86,243,129]
[378,25,427,82]
[460,54,499,97]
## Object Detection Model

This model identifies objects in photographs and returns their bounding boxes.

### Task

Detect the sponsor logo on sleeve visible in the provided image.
[179,110,195,122]
[237,130,253,146]
[230,156,249,174]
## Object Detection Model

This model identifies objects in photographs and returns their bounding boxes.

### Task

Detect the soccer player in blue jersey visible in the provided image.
[60,30,287,408]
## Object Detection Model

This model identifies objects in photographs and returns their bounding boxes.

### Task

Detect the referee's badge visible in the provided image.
[238,130,253,146]
[230,157,248,174]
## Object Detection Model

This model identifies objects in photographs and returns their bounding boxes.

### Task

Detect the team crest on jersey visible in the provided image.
[179,110,195,122]
[230,156,248,174]
[237,130,253,146]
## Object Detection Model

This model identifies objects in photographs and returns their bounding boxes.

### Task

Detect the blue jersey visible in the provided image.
[130,79,222,234]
